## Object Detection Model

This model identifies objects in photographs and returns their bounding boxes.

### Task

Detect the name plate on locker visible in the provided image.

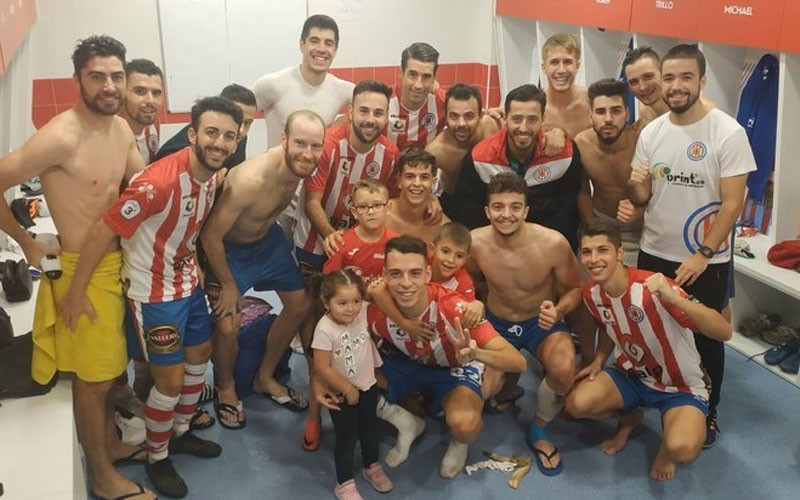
[630,0,700,40]
[496,0,633,32]
[697,0,784,50]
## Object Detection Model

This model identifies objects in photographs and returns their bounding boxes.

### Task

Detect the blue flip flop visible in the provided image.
[484,385,524,414]
[527,422,564,476]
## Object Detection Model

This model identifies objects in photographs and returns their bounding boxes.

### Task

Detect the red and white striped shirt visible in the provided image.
[135,123,160,165]
[322,226,399,281]
[367,283,497,367]
[294,125,399,255]
[104,148,216,303]
[436,266,476,301]
[582,268,708,399]
[386,85,446,150]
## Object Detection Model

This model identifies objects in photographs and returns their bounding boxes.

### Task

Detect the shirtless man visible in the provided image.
[541,33,591,139]
[118,58,164,164]
[0,36,154,499]
[468,173,582,477]
[385,148,450,244]
[199,111,327,425]
[575,79,641,267]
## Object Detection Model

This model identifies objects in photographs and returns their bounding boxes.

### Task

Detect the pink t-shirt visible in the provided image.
[311,304,382,391]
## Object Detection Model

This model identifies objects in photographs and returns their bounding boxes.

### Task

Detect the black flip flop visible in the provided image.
[214,399,247,430]
[190,406,216,431]
[112,446,146,467]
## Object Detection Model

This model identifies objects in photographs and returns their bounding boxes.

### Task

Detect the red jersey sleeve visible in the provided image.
[305,146,332,193]
[322,244,346,274]
[661,278,699,330]
[103,172,167,239]
[438,289,497,347]
[454,268,476,301]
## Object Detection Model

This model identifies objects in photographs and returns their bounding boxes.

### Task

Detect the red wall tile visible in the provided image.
[352,66,375,82]
[32,79,55,107]
[436,63,457,86]
[32,105,56,129]
[52,78,77,105]
[456,63,478,84]
[330,67,354,82]
[374,66,397,85]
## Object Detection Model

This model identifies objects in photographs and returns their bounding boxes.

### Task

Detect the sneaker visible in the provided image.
[145,458,188,498]
[169,430,222,458]
[302,417,322,451]
[362,462,393,493]
[334,479,363,500]
[703,416,719,449]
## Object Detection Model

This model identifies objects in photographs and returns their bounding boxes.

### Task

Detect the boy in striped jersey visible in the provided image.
[566,218,731,482]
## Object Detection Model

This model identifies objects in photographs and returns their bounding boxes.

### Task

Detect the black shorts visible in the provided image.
[637,250,730,312]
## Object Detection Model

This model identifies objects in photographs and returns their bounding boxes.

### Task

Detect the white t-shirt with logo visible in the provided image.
[634,109,756,263]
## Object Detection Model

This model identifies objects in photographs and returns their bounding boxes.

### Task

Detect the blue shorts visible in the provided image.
[126,287,212,366]
[485,308,568,356]
[381,351,483,413]
[294,246,328,279]
[605,367,709,416]
[205,224,305,296]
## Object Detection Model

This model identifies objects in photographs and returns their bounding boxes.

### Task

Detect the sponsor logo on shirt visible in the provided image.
[390,116,406,133]
[653,162,705,188]
[508,324,523,337]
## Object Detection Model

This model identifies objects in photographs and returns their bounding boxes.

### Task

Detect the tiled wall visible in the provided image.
[31,63,501,130]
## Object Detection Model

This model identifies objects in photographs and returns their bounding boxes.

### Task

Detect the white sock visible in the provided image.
[376,396,425,467]
[536,378,563,423]
[440,439,468,478]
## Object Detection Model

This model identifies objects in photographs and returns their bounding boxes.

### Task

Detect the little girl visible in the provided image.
[312,269,393,500]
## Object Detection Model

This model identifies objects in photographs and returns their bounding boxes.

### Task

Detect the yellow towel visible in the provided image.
[32,251,128,384]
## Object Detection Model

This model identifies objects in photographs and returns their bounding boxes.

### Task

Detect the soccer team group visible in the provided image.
[0,11,757,500]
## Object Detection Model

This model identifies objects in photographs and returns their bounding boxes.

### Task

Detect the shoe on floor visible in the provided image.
[169,430,222,458]
[334,479,364,500]
[703,416,719,449]
[145,458,188,498]
[764,338,800,366]
[302,417,321,451]
[362,462,393,493]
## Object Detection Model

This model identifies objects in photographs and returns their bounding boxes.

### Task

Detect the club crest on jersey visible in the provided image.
[532,166,551,183]
[120,200,141,220]
[365,161,381,178]
[390,117,406,133]
[421,113,437,131]
[626,305,645,323]
[686,142,707,161]
[145,325,180,354]
[508,324,524,337]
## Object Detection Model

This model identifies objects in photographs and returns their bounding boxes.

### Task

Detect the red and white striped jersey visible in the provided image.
[582,268,708,399]
[294,125,399,255]
[135,123,160,165]
[104,148,217,303]
[367,283,498,367]
[435,266,476,301]
[386,85,446,150]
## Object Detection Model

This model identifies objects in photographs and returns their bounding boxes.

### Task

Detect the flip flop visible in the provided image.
[215,399,247,430]
[527,423,564,476]
[484,385,524,414]
[90,482,147,500]
[266,385,308,412]
[112,445,146,467]
[190,406,216,431]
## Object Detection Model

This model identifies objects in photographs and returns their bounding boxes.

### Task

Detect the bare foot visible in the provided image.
[532,439,562,472]
[253,376,288,399]
[109,441,145,463]
[216,386,245,426]
[600,410,643,456]
[650,443,677,482]
[92,473,157,499]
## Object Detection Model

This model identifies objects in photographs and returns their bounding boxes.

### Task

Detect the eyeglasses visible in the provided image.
[352,202,387,214]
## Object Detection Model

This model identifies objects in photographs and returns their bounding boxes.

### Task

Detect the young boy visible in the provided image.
[323,179,398,282]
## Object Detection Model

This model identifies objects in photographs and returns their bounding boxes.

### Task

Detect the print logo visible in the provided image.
[597,306,616,326]
[455,301,467,314]
[390,117,406,133]
[338,157,351,174]
[626,305,645,323]
[365,161,381,178]
[508,325,523,337]
[652,162,705,188]
[532,166,551,183]
[686,142,707,161]
[137,182,156,200]
[421,113,437,131]
[145,325,180,354]
[184,198,196,215]
[120,200,141,220]
[683,201,729,256]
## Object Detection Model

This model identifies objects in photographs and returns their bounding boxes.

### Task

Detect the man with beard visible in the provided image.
[385,148,449,244]
[199,110,326,430]
[0,35,155,500]
[61,96,243,498]
[294,80,399,272]
[468,173,582,477]
[628,44,756,449]
[622,46,714,131]
[450,84,584,251]
[119,58,164,164]
[575,79,641,267]
[541,34,591,139]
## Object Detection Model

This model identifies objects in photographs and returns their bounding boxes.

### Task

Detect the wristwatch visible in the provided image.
[697,245,715,258]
